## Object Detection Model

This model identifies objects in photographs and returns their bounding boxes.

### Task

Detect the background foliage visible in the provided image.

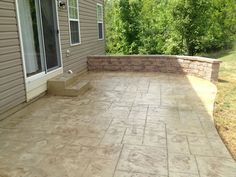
[105,0,236,56]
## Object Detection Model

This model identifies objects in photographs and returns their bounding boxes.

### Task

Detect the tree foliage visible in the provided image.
[105,0,236,55]
[119,0,143,54]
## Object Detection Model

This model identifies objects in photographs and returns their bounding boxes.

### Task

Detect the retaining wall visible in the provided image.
[87,55,221,82]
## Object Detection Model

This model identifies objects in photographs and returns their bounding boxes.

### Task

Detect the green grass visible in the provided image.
[210,47,236,159]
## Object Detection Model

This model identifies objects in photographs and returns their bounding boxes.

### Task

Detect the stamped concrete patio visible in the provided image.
[0,72,235,177]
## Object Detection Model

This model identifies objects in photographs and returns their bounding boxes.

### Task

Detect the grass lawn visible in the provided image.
[204,47,236,160]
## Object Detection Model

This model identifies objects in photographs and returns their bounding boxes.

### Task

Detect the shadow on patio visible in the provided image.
[0,57,235,176]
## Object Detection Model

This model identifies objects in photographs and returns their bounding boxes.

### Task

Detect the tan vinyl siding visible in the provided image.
[0,0,105,117]
[58,0,105,73]
[0,0,26,116]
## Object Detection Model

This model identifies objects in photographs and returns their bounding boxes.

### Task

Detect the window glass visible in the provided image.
[98,23,103,39]
[68,0,80,44]
[97,5,103,21]
[70,21,80,44]
[69,7,78,19]
[97,4,103,39]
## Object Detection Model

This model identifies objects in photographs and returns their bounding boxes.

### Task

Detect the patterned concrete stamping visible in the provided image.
[0,72,235,177]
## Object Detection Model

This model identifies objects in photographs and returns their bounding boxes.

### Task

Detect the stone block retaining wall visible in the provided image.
[87,55,221,82]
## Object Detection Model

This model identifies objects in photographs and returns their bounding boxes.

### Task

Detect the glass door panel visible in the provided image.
[18,0,44,77]
[40,0,61,71]
[18,0,61,77]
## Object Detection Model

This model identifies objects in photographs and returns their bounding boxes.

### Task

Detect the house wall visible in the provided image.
[0,0,105,119]
[58,0,105,74]
[0,0,26,117]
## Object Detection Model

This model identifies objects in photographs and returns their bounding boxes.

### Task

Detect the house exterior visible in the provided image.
[0,0,105,119]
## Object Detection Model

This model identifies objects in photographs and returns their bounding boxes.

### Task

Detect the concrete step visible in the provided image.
[47,73,78,89]
[47,74,90,96]
[64,80,90,96]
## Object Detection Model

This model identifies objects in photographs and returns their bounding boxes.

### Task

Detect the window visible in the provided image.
[97,3,104,40]
[68,0,80,45]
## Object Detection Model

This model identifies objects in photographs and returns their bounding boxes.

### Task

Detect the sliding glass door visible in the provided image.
[40,0,61,71]
[18,0,61,77]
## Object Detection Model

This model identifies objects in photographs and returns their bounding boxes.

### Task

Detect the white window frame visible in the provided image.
[68,0,81,46]
[97,3,104,40]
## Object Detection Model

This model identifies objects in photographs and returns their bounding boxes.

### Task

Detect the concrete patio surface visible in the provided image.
[0,72,235,177]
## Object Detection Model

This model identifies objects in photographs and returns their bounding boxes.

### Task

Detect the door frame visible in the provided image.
[16,0,63,101]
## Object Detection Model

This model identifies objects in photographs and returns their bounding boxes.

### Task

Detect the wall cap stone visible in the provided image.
[88,55,222,64]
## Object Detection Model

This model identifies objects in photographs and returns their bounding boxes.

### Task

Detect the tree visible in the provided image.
[201,0,236,52]
[105,0,236,55]
[172,0,210,55]
[139,0,171,54]
[105,0,126,54]
[119,0,142,54]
